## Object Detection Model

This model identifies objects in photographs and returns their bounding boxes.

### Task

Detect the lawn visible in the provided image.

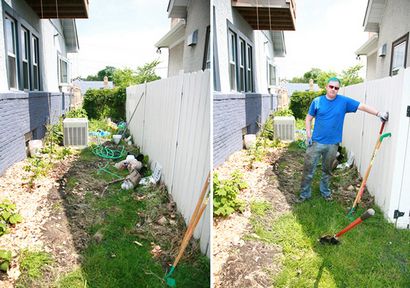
[55,148,210,288]
[249,142,410,287]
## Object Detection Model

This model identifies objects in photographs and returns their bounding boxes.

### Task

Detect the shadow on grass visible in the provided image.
[269,142,410,287]
[45,147,209,288]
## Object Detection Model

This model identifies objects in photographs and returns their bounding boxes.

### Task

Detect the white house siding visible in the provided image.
[374,0,410,79]
[182,0,210,73]
[168,41,184,77]
[255,31,276,94]
[40,19,70,93]
[366,52,377,81]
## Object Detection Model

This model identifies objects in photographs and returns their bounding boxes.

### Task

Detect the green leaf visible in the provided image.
[9,214,23,224]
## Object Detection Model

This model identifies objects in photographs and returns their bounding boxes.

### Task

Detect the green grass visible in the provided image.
[250,200,271,216]
[54,148,210,288]
[248,144,410,287]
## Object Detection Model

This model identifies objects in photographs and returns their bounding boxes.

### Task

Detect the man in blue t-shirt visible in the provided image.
[297,77,389,203]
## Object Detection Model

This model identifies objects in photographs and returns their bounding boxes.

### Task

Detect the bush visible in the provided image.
[274,108,294,117]
[289,89,325,119]
[83,87,126,121]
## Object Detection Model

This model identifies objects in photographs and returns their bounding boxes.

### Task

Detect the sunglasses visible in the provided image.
[328,85,340,91]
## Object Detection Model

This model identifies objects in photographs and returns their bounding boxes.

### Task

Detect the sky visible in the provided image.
[70,0,370,81]
[276,0,370,80]
[69,1,170,79]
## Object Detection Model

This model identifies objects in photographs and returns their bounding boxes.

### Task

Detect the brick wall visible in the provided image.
[213,92,277,167]
[0,92,69,175]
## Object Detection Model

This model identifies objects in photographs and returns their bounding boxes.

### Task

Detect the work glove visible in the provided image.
[305,137,313,147]
[377,111,389,122]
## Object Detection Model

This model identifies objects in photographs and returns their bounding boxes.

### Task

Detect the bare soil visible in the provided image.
[213,146,371,287]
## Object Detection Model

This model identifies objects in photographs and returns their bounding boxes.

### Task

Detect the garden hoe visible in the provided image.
[347,120,391,220]
[320,208,375,245]
[165,173,210,287]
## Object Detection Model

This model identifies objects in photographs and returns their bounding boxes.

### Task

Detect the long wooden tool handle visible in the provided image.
[173,200,208,267]
[336,209,375,237]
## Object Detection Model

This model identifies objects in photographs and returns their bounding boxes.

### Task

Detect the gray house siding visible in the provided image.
[213,93,277,166]
[376,0,410,78]
[182,0,210,73]
[0,92,69,175]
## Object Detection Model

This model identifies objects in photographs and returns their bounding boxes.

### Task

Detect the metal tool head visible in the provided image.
[319,235,340,245]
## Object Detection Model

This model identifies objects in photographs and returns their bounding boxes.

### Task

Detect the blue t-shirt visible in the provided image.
[308,95,360,144]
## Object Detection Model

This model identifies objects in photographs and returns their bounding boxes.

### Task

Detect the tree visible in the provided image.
[97,66,116,82]
[340,64,364,87]
[112,60,161,88]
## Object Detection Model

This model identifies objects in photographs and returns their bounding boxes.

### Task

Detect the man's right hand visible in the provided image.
[377,111,389,122]
[306,137,313,147]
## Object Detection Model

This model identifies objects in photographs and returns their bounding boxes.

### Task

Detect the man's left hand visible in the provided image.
[377,111,389,122]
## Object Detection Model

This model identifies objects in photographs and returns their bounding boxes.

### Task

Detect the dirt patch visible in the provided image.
[219,241,282,288]
[213,148,294,287]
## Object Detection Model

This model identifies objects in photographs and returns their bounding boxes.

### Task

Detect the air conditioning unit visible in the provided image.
[273,116,295,141]
[63,118,88,148]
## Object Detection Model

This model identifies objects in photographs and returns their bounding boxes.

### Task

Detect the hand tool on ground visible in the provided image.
[165,173,210,287]
[320,208,375,245]
[347,120,391,219]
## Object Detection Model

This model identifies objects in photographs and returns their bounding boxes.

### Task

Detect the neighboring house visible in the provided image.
[356,0,410,80]
[213,0,296,166]
[0,0,88,175]
[155,0,210,77]
[72,79,114,95]
[285,82,320,97]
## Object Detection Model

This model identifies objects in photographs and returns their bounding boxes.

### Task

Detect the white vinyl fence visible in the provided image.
[126,70,210,254]
[340,68,410,229]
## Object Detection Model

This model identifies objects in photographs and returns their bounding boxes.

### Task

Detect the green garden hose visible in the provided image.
[92,145,126,159]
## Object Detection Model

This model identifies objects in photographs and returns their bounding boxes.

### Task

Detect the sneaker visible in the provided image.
[324,195,333,201]
[295,196,309,203]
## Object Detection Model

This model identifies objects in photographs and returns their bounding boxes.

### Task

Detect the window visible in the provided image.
[5,15,18,89]
[203,26,211,70]
[228,29,237,91]
[246,44,253,92]
[390,33,408,76]
[22,27,30,90]
[59,56,69,84]
[227,24,254,92]
[3,7,41,91]
[32,36,40,90]
[268,63,277,86]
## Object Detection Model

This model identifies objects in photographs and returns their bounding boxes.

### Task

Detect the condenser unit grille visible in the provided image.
[273,116,295,141]
[63,118,88,147]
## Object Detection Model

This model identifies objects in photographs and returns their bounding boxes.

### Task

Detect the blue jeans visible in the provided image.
[300,142,338,199]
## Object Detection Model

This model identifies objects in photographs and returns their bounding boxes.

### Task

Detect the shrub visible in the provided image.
[274,108,294,117]
[289,89,325,119]
[83,87,126,121]
[213,171,247,217]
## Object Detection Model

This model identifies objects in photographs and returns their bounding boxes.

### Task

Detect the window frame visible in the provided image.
[3,3,41,91]
[390,32,409,76]
[58,54,70,85]
[5,14,18,90]
[202,25,211,70]
[226,21,255,93]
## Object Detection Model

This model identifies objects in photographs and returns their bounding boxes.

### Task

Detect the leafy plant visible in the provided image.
[274,108,294,117]
[289,90,325,119]
[213,170,247,216]
[66,107,88,118]
[83,87,126,121]
[0,249,12,272]
[0,199,23,236]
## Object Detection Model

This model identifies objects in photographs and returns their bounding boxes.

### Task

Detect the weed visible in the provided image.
[16,249,53,287]
[213,170,247,217]
[0,199,23,236]
[0,249,12,272]
[250,200,272,217]
[55,268,88,288]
